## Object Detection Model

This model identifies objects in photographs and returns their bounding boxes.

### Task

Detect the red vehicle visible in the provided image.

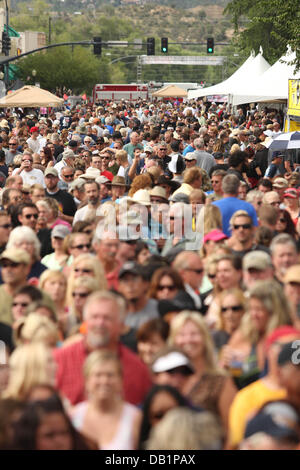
[93,84,149,102]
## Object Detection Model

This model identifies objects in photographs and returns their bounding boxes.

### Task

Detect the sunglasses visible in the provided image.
[22,159,33,163]
[208,273,216,279]
[2,261,20,268]
[221,305,243,313]
[101,157,110,160]
[13,302,29,307]
[9,142,17,146]
[157,284,176,291]
[186,268,204,274]
[74,268,92,274]
[63,174,74,179]
[233,224,251,230]
[0,224,11,229]
[72,292,89,298]
[25,213,38,219]
[83,229,93,235]
[72,244,91,250]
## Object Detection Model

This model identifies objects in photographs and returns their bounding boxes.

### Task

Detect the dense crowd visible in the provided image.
[0,98,299,450]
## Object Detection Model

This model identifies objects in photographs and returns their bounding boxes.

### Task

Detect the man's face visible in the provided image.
[8,139,18,153]
[130,132,139,145]
[69,233,91,259]
[31,189,45,204]
[45,174,59,191]
[101,154,110,171]
[118,273,145,302]
[18,207,38,230]
[86,299,122,348]
[184,158,196,169]
[157,146,168,159]
[272,244,298,277]
[8,190,22,206]
[22,154,33,171]
[85,182,100,206]
[1,260,29,286]
[231,216,254,243]
[0,216,12,244]
[180,255,204,290]
[96,238,120,263]
[284,281,300,308]
[10,176,23,191]
[211,175,223,195]
[243,267,273,288]
[61,169,74,184]
[111,185,125,200]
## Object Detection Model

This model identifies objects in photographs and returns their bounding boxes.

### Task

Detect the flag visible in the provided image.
[82,93,87,100]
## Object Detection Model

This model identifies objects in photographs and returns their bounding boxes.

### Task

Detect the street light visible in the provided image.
[32,69,36,86]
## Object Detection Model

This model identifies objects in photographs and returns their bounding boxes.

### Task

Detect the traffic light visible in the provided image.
[161,37,168,53]
[147,37,155,56]
[1,31,10,55]
[93,37,102,56]
[207,38,214,54]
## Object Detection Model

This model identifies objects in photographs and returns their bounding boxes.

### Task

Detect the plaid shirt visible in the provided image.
[53,339,152,406]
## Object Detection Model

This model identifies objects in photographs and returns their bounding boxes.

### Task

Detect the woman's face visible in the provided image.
[149,391,179,427]
[72,288,91,315]
[248,297,270,334]
[137,248,151,265]
[221,293,244,334]
[217,260,241,290]
[174,320,205,361]
[86,361,122,401]
[137,333,166,365]
[13,240,35,259]
[12,293,32,321]
[43,278,66,303]
[276,213,287,233]
[35,412,73,450]
[73,261,95,278]
[51,236,64,251]
[156,275,178,301]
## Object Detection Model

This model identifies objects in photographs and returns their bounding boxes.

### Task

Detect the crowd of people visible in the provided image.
[0,98,299,450]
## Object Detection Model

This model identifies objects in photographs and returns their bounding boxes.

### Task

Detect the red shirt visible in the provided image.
[53,340,152,406]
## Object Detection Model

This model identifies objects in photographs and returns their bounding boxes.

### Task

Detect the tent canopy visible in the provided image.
[0,85,64,108]
[152,84,188,97]
[188,51,270,100]
[232,49,300,106]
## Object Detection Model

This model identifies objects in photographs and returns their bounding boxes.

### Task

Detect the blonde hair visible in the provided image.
[146,408,222,450]
[70,276,100,318]
[66,254,107,305]
[196,204,222,235]
[168,311,218,373]
[230,143,240,154]
[215,288,246,330]
[39,269,67,291]
[83,350,122,379]
[3,343,53,400]
[116,150,128,164]
[15,313,59,346]
[241,279,292,343]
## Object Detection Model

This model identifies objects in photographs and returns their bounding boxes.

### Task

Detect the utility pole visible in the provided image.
[3,0,9,92]
[136,55,142,83]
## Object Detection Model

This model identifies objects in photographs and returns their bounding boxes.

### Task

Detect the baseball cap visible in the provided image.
[243,250,272,271]
[0,248,30,265]
[52,224,71,239]
[184,152,197,161]
[278,341,300,367]
[118,262,142,279]
[283,188,298,199]
[152,351,194,375]
[169,193,190,204]
[68,140,78,148]
[203,229,227,244]
[273,178,288,189]
[30,126,39,133]
[44,167,58,178]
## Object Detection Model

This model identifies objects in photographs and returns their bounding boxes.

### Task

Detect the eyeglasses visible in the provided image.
[185,268,204,274]
[0,224,11,229]
[24,213,38,219]
[233,224,252,230]
[221,305,243,313]
[72,292,89,298]
[72,244,91,250]
[63,174,74,179]
[22,159,33,162]
[208,273,216,279]
[74,268,93,274]
[12,301,29,307]
[101,157,110,161]
[279,218,286,223]
[9,142,17,146]
[1,261,20,268]
[157,284,176,291]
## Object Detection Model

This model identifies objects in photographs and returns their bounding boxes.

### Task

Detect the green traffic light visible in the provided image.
[208,48,213,53]
[162,48,167,53]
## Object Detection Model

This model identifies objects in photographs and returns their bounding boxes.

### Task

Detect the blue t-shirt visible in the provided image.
[212,197,258,237]
[182,145,195,156]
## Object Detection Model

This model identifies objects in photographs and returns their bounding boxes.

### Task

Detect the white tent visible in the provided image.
[188,51,270,100]
[232,49,300,106]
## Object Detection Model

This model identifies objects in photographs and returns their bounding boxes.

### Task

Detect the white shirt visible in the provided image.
[13,167,45,187]
[73,205,97,225]
[26,137,40,153]
[54,159,67,177]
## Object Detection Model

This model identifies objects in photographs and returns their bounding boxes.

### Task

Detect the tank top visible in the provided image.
[72,401,138,450]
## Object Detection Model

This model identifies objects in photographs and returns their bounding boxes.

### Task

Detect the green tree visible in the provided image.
[225,0,300,69]
[16,46,111,93]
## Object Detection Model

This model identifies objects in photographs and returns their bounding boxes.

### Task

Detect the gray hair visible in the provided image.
[83,290,126,321]
[7,226,41,260]
[246,189,263,204]
[222,174,240,195]
[194,138,205,149]
[270,233,297,255]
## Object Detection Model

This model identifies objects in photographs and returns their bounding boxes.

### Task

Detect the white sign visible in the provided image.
[141,56,225,66]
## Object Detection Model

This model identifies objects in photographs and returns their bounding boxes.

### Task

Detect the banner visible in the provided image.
[288,79,300,117]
